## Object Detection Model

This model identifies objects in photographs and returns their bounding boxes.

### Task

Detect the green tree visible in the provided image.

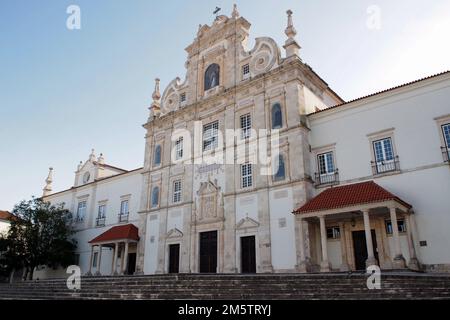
[2,198,77,280]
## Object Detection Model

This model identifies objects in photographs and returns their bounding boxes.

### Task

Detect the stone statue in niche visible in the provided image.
[204,63,220,91]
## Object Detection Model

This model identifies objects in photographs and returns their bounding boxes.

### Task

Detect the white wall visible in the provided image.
[309,75,450,267]
[269,187,296,270]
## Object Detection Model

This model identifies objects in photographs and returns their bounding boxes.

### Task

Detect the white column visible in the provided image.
[86,246,94,276]
[122,242,129,275]
[112,242,119,275]
[319,216,331,272]
[339,222,350,271]
[95,245,103,276]
[362,210,377,267]
[296,217,308,273]
[405,214,420,270]
[390,207,406,268]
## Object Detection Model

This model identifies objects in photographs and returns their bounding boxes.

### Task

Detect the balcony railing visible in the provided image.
[314,169,339,187]
[371,156,400,175]
[442,146,450,163]
[74,215,84,223]
[118,212,129,223]
[96,217,106,227]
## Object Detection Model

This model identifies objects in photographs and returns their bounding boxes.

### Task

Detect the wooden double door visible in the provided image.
[241,236,256,273]
[199,231,217,273]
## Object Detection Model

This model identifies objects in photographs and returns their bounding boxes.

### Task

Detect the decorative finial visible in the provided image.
[77,161,83,171]
[232,4,239,19]
[89,148,96,162]
[149,78,161,120]
[152,78,161,101]
[97,153,105,164]
[285,9,297,39]
[283,9,301,59]
[42,167,53,197]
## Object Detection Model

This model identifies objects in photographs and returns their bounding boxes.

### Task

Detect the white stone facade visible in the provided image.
[39,7,450,278]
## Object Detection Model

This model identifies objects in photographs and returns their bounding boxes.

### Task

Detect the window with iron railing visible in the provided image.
[118,200,129,222]
[442,123,450,163]
[371,138,400,174]
[96,204,106,227]
[75,201,86,222]
[315,152,339,186]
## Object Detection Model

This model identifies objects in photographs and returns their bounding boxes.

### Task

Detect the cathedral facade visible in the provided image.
[37,6,450,279]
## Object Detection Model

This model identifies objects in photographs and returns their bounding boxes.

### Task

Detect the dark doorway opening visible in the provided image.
[352,230,378,270]
[127,252,136,275]
[241,236,256,273]
[169,244,180,274]
[199,231,217,273]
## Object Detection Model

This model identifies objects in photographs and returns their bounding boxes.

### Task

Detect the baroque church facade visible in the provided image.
[37,6,450,279]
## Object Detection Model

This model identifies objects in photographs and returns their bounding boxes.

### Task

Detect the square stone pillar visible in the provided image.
[390,207,406,268]
[86,245,94,276]
[95,245,102,276]
[319,216,331,272]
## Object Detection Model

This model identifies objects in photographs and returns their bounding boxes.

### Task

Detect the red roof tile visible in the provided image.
[293,181,411,214]
[310,70,450,115]
[89,224,139,243]
[0,210,13,221]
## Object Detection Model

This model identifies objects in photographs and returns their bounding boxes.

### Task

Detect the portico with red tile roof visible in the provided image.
[87,224,140,276]
[293,181,419,273]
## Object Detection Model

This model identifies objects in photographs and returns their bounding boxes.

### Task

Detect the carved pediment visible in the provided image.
[166,228,183,239]
[236,217,260,229]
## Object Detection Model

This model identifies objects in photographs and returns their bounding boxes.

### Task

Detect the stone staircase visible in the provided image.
[1,272,450,300]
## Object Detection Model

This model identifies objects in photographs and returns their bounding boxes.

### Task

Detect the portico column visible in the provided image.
[86,245,94,276]
[112,242,119,275]
[121,242,129,275]
[339,222,350,271]
[95,245,103,276]
[296,217,309,273]
[390,207,406,268]
[362,210,377,267]
[319,216,331,272]
[405,214,420,270]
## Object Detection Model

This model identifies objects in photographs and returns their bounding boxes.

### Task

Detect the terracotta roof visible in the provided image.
[293,181,411,214]
[310,70,450,115]
[0,210,13,221]
[89,224,139,244]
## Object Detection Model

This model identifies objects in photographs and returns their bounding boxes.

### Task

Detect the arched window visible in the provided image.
[274,154,286,181]
[151,187,159,208]
[272,103,282,129]
[204,63,220,91]
[154,145,161,166]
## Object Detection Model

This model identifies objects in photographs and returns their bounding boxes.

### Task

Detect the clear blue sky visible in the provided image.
[1,0,449,211]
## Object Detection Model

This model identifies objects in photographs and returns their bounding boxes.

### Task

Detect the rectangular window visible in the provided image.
[92,252,98,267]
[241,163,253,188]
[180,93,186,102]
[76,201,87,222]
[317,152,335,175]
[242,64,250,78]
[372,137,397,174]
[203,121,219,151]
[442,123,450,162]
[240,113,252,139]
[385,220,406,234]
[175,137,183,160]
[373,138,394,162]
[97,205,106,218]
[326,227,340,239]
[120,200,129,215]
[173,180,182,203]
